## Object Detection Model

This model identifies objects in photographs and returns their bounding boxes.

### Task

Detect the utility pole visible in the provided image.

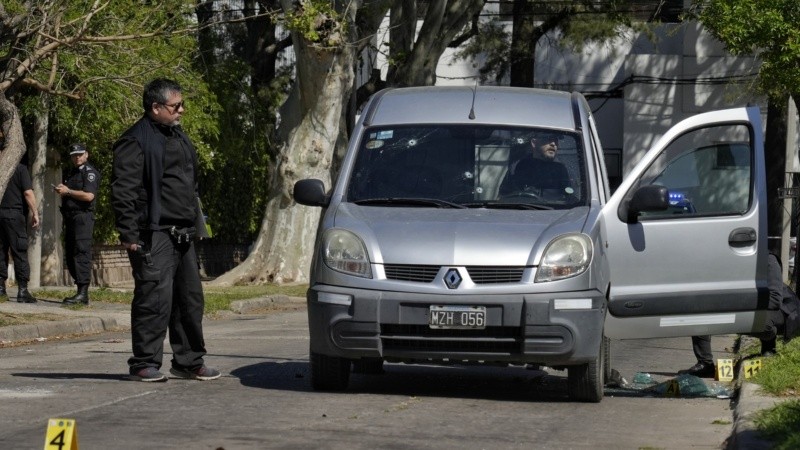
[780,98,798,282]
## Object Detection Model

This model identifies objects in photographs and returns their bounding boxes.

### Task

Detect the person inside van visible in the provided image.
[499,131,571,200]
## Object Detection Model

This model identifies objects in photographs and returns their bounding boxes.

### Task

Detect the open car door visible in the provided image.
[602,107,768,339]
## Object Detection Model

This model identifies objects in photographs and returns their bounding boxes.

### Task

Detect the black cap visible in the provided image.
[69,143,87,155]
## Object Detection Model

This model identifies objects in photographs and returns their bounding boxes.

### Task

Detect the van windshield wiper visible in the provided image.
[462,201,553,210]
[353,198,467,209]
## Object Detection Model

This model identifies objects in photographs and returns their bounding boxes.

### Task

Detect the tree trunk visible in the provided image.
[389,0,486,87]
[0,96,27,200]
[27,95,50,288]
[765,94,788,255]
[509,0,535,87]
[212,0,481,285]
[211,4,360,286]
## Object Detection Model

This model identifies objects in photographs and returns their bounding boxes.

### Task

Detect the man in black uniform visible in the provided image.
[111,78,217,382]
[55,143,100,305]
[0,163,39,303]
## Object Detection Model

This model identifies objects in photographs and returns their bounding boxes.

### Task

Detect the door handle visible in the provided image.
[729,227,757,245]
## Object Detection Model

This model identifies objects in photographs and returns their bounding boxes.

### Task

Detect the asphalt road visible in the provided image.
[0,307,738,449]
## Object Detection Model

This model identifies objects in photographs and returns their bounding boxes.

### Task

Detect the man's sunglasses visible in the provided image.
[158,101,184,111]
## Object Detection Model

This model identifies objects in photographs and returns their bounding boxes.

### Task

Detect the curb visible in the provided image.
[726,335,785,450]
[229,295,305,314]
[727,381,780,450]
[0,315,123,344]
[0,296,306,345]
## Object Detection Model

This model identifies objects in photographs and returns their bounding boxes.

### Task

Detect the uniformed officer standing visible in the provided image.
[0,163,40,303]
[54,143,100,305]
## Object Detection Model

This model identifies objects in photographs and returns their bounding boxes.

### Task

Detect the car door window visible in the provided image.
[635,124,752,219]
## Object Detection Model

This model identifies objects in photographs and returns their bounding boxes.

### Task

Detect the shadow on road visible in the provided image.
[229,360,594,402]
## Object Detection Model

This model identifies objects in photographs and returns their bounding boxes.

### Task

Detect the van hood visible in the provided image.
[333,204,590,266]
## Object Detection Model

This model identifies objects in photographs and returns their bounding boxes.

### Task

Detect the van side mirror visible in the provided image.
[625,185,669,224]
[293,179,330,207]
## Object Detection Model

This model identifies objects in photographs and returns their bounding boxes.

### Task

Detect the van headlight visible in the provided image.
[535,233,592,282]
[323,229,372,278]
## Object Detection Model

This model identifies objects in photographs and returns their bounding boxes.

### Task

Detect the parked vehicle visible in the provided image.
[294,86,767,402]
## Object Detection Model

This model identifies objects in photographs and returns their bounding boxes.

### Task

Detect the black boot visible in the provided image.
[0,280,7,298]
[760,338,777,357]
[17,283,37,303]
[63,284,89,305]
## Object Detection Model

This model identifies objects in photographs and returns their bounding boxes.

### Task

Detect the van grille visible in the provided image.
[383,264,440,282]
[466,266,525,283]
[383,264,526,284]
[380,324,522,353]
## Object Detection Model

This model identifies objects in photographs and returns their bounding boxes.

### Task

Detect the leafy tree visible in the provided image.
[694,0,800,103]
[194,0,290,244]
[454,0,643,86]
[1,1,220,287]
[1,1,219,236]
[213,0,488,285]
[694,0,800,274]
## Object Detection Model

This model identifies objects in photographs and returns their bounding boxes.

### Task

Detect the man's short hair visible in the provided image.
[142,78,183,112]
[536,132,560,143]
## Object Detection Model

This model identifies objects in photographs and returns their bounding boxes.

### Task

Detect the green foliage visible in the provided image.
[283,0,345,46]
[454,20,511,84]
[744,337,800,449]
[453,0,641,84]
[191,6,291,244]
[754,400,800,450]
[33,284,309,315]
[750,337,800,395]
[695,0,800,98]
[16,1,220,244]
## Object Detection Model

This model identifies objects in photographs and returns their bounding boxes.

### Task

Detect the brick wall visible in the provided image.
[59,242,250,287]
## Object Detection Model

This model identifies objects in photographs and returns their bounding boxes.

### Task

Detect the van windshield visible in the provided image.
[346,125,587,209]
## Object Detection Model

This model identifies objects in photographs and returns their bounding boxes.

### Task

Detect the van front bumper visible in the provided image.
[307,285,606,366]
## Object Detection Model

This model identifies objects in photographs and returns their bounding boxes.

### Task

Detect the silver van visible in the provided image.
[294,86,767,402]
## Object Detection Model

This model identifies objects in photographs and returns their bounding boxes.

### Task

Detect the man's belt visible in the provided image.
[167,226,196,244]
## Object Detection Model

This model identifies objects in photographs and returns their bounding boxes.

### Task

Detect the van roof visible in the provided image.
[363,86,581,131]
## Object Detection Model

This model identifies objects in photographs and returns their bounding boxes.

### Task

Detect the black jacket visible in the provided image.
[111,115,203,245]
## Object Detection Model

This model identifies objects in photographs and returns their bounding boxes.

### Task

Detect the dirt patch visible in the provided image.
[0,312,67,327]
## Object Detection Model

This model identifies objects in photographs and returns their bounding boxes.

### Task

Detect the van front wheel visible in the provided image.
[310,352,351,391]
[567,344,605,403]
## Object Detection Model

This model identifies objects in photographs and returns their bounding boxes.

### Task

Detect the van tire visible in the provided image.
[567,344,604,403]
[602,336,612,384]
[310,352,351,391]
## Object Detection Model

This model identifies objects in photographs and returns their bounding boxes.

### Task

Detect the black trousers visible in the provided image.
[63,211,94,286]
[0,211,30,283]
[691,335,714,365]
[127,230,207,372]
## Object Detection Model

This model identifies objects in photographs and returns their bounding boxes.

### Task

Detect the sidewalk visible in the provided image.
[0,287,783,448]
[0,287,128,344]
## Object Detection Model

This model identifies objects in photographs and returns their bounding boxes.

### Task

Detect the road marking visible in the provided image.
[0,388,53,398]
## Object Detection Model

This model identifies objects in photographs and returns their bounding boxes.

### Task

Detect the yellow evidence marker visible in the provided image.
[743,358,762,379]
[716,358,734,382]
[44,418,78,450]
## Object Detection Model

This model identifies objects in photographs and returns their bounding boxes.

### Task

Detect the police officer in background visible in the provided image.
[54,143,100,305]
[0,161,40,303]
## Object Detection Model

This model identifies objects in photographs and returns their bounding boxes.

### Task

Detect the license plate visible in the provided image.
[429,305,486,329]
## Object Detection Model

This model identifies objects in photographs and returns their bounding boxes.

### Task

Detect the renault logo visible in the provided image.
[444,268,462,289]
